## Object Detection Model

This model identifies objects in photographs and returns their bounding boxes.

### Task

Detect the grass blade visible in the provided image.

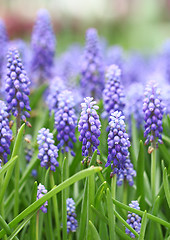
[106,188,115,239]
[88,220,101,240]
[138,211,147,240]
[163,167,170,208]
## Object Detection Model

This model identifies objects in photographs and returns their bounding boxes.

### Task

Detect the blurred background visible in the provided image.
[1,0,170,53]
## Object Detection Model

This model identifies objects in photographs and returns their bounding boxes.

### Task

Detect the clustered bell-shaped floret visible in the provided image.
[143,81,165,146]
[37,128,59,171]
[0,20,8,80]
[80,28,104,99]
[31,9,56,84]
[125,200,141,239]
[5,48,31,124]
[54,90,77,156]
[103,64,125,117]
[0,101,12,169]
[37,183,48,213]
[66,198,78,234]
[105,111,136,186]
[78,97,101,160]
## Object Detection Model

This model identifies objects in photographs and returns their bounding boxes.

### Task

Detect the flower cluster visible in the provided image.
[5,48,31,125]
[105,111,136,186]
[66,198,78,233]
[54,90,77,156]
[0,101,12,169]
[78,97,101,161]
[31,9,56,84]
[0,20,8,96]
[46,76,65,114]
[80,28,104,99]
[106,45,124,68]
[125,200,141,238]
[103,64,125,117]
[37,183,48,213]
[143,81,165,146]
[37,128,59,171]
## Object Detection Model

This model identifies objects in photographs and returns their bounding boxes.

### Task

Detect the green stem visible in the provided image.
[111,175,116,239]
[36,211,39,240]
[49,171,61,240]
[151,146,156,203]
[64,152,69,198]
[123,180,127,205]
[62,158,67,240]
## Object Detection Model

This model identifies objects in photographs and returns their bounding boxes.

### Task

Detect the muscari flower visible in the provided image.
[0,100,12,169]
[0,20,8,96]
[105,111,136,186]
[125,200,141,239]
[103,64,125,118]
[106,45,124,68]
[78,97,101,162]
[37,183,48,213]
[54,90,77,156]
[31,9,56,84]
[66,198,78,234]
[5,48,31,125]
[143,80,165,147]
[80,28,104,99]
[46,76,65,114]
[37,128,59,171]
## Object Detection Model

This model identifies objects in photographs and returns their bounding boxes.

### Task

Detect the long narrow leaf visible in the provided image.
[138,211,147,240]
[88,220,101,240]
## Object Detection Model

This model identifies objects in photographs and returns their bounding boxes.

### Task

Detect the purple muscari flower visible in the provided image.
[125,200,141,238]
[143,81,165,146]
[125,83,144,134]
[0,101,12,168]
[0,20,8,96]
[66,198,78,234]
[46,76,65,114]
[78,97,101,161]
[54,90,77,156]
[80,28,104,99]
[37,183,48,213]
[31,9,56,85]
[105,111,136,186]
[5,48,31,125]
[103,64,125,118]
[37,128,59,171]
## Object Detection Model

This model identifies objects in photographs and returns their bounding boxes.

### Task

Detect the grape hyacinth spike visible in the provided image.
[66,198,78,233]
[37,183,48,213]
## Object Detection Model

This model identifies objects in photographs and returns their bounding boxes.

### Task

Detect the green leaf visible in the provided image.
[30,182,37,240]
[0,166,102,238]
[91,205,108,224]
[0,216,19,240]
[163,167,170,208]
[112,198,170,228]
[106,188,115,239]
[138,211,147,240]
[159,144,170,166]
[7,211,37,240]
[136,140,145,209]
[78,178,88,239]
[95,181,107,207]
[88,220,101,240]
[90,149,97,166]
[0,156,18,177]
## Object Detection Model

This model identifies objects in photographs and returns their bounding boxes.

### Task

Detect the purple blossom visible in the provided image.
[46,76,65,114]
[0,20,8,96]
[105,111,136,186]
[37,128,59,171]
[0,100,12,169]
[66,198,78,233]
[5,48,31,125]
[125,200,141,238]
[103,64,125,118]
[143,81,165,146]
[37,183,48,213]
[80,28,104,99]
[106,45,124,68]
[31,9,56,84]
[54,90,77,156]
[78,97,101,161]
